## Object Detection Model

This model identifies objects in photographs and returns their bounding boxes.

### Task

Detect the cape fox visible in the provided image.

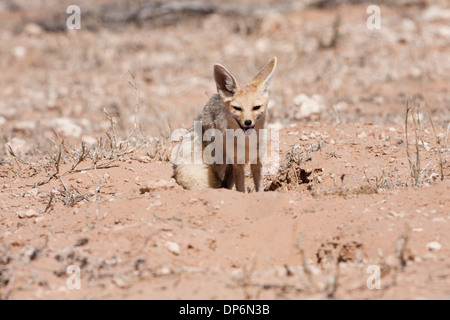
[173,57,277,192]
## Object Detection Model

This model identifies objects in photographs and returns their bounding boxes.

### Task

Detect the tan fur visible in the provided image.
[173,162,221,190]
[172,129,222,189]
[173,57,277,192]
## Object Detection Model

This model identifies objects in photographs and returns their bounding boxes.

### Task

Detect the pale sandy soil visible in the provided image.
[0,1,449,299]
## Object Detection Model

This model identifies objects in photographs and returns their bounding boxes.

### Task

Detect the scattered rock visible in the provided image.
[437,26,450,38]
[357,131,368,139]
[24,188,39,197]
[35,217,45,223]
[13,46,27,58]
[13,120,36,132]
[292,94,327,119]
[140,179,176,193]
[134,258,146,272]
[429,173,440,182]
[24,23,43,36]
[423,6,450,22]
[81,135,97,147]
[165,241,180,255]
[136,155,151,163]
[408,67,422,79]
[18,209,40,218]
[75,238,89,247]
[147,200,162,210]
[112,276,129,289]
[333,101,347,111]
[389,211,405,218]
[20,246,42,262]
[255,37,271,53]
[6,137,31,156]
[373,96,385,105]
[45,118,82,138]
[156,267,172,276]
[0,231,12,239]
[426,241,441,251]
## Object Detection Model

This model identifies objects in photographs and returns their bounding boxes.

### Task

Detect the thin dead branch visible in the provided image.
[426,107,444,181]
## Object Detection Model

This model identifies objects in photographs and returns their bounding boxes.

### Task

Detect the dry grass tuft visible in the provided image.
[266,140,325,191]
[405,98,448,186]
[426,107,445,181]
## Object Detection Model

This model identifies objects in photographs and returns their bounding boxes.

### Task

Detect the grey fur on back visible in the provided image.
[171,94,227,190]
[193,94,231,185]
[195,94,228,132]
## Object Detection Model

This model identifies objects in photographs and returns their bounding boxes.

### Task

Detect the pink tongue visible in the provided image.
[244,128,253,136]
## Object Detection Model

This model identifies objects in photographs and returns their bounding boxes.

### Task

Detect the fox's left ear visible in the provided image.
[250,56,277,94]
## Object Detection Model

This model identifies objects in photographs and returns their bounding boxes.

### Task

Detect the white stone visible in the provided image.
[24,23,43,36]
[292,94,326,119]
[46,118,82,138]
[18,209,40,218]
[423,6,450,21]
[82,135,97,146]
[13,46,27,58]
[165,241,180,255]
[6,137,31,156]
[14,121,36,131]
[426,241,441,251]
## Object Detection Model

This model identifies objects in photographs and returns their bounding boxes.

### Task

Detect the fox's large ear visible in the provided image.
[250,56,277,94]
[214,64,239,100]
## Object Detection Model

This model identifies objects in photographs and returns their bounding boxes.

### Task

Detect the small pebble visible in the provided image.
[426,241,441,251]
[165,241,180,255]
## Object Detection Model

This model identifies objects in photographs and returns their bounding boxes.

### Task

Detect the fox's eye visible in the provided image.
[253,105,261,111]
[232,106,242,111]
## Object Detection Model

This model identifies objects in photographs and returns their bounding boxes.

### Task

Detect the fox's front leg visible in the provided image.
[233,164,245,192]
[221,164,234,189]
[251,162,263,192]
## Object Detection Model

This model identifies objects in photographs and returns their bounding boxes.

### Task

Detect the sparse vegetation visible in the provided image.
[0,0,449,300]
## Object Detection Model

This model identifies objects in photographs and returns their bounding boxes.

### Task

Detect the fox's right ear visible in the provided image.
[250,56,277,94]
[214,64,239,101]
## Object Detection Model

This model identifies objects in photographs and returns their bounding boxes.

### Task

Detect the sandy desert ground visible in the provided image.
[0,0,449,299]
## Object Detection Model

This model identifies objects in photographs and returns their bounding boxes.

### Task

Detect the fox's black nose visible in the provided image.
[244,120,252,126]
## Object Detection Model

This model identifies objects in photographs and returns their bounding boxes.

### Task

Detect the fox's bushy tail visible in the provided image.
[173,162,221,190]
[172,131,221,190]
